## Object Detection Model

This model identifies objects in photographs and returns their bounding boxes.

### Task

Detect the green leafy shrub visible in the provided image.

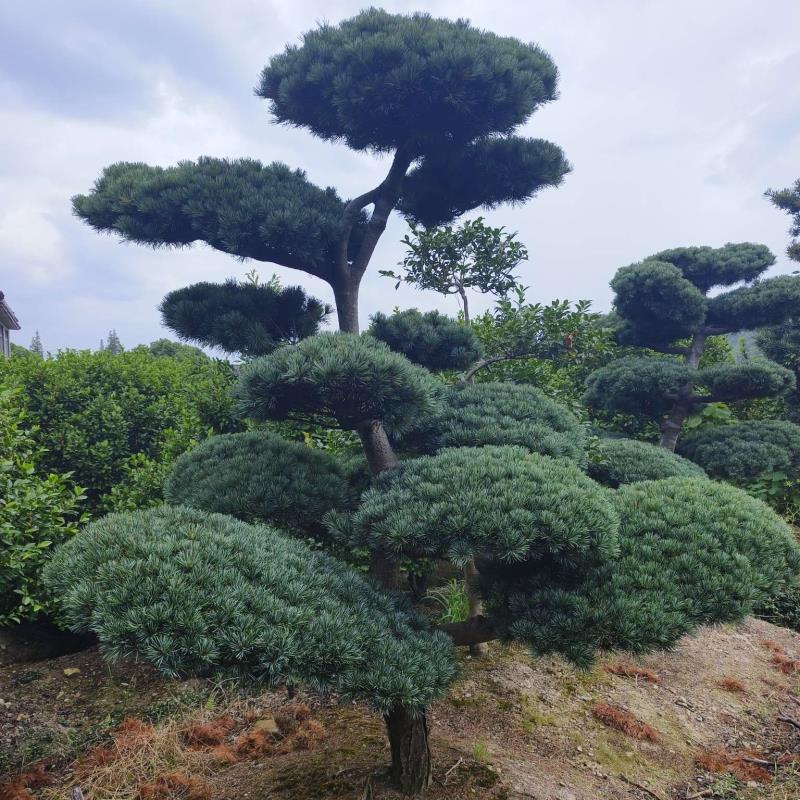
[234,332,443,434]
[44,505,457,714]
[164,431,361,538]
[0,347,241,513]
[677,420,800,482]
[588,438,706,488]
[368,309,482,371]
[484,476,800,664]
[1,391,87,624]
[756,582,800,633]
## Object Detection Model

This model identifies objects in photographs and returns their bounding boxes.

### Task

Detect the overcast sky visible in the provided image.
[1,0,798,352]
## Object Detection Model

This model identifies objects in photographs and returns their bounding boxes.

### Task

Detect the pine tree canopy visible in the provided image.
[233,332,443,434]
[257,9,559,154]
[678,420,800,482]
[164,431,360,538]
[699,360,795,401]
[766,179,800,262]
[160,280,330,357]
[343,445,618,570]
[397,136,569,227]
[585,242,800,448]
[588,438,706,488]
[482,477,800,665]
[649,242,775,292]
[705,274,800,332]
[611,261,706,347]
[583,357,692,417]
[395,382,586,462]
[72,159,366,282]
[43,506,457,714]
[368,309,483,371]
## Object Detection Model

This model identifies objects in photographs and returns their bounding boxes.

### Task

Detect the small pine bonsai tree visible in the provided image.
[583,244,800,449]
[588,438,706,488]
[368,309,483,371]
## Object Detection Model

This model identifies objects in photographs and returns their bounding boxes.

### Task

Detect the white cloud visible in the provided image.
[1,0,799,349]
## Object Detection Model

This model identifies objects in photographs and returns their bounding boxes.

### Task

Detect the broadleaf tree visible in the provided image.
[583,244,800,449]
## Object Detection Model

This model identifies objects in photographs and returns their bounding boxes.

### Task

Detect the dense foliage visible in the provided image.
[44,506,457,713]
[485,477,800,664]
[161,280,330,357]
[234,332,442,435]
[164,431,360,539]
[342,446,617,570]
[1,391,87,625]
[677,420,800,482]
[588,438,706,488]
[583,242,800,449]
[0,347,240,513]
[469,294,618,406]
[368,309,482,371]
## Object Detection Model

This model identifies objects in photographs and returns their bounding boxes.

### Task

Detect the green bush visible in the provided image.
[396,382,586,463]
[44,505,457,714]
[234,332,443,434]
[677,420,800,482]
[368,309,482,371]
[164,431,362,538]
[1,391,88,625]
[0,347,241,513]
[483,476,800,664]
[588,437,706,488]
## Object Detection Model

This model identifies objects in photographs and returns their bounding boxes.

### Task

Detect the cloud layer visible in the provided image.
[2,0,798,352]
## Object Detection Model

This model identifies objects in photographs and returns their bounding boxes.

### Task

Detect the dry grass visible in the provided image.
[0,764,54,800]
[717,676,747,693]
[603,660,659,684]
[696,748,773,784]
[590,702,660,742]
[760,639,800,675]
[37,698,326,800]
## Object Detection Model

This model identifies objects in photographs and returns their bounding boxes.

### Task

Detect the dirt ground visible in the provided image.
[1,617,799,800]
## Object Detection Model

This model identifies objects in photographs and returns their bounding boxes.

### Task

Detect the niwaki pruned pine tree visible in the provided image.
[74,9,568,469]
[583,243,800,449]
[46,328,800,794]
[55,11,800,797]
[766,178,800,262]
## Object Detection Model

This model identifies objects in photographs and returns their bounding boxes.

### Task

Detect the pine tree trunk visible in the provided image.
[463,558,488,657]
[384,705,432,796]
[659,401,690,451]
[659,331,707,451]
[334,279,361,334]
[357,420,402,590]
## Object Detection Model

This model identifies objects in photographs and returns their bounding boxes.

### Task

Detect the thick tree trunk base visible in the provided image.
[384,705,432,796]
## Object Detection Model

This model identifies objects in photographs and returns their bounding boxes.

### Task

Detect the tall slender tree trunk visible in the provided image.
[384,705,432,796]
[659,331,706,451]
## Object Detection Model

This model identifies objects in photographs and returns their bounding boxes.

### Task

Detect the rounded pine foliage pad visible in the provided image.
[44,506,457,714]
[234,332,443,434]
[164,431,356,537]
[588,438,706,487]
